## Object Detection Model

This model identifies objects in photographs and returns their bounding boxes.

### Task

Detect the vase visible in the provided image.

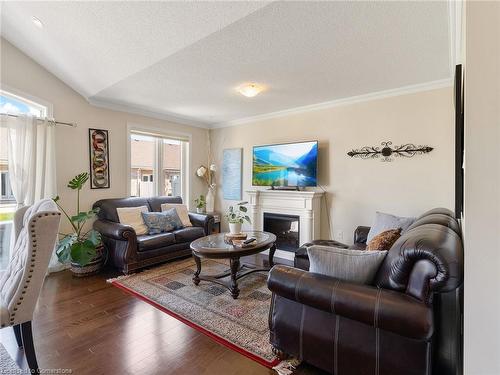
[206,187,215,213]
[229,222,242,235]
[196,207,206,214]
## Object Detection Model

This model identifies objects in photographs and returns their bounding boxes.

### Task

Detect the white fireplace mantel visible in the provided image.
[247,190,324,256]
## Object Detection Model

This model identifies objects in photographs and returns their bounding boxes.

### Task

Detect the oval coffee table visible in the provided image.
[190,231,277,299]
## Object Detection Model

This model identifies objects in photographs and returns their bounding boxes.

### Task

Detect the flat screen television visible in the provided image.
[252,141,318,187]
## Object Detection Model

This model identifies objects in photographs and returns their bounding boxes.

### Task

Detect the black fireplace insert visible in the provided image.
[263,212,300,252]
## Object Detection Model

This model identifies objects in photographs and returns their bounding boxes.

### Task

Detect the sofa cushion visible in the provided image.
[161,203,192,227]
[367,211,415,242]
[93,197,150,222]
[307,245,387,285]
[366,228,402,251]
[141,209,183,235]
[148,196,183,212]
[137,232,176,251]
[173,227,205,243]
[116,206,149,235]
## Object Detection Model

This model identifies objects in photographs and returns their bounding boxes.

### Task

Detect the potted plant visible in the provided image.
[54,172,103,277]
[225,201,251,234]
[194,195,206,213]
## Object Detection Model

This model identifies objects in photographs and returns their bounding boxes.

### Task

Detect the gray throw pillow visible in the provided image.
[366,211,415,242]
[307,245,387,285]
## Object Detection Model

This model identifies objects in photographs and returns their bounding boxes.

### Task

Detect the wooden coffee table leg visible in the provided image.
[193,254,201,285]
[269,243,277,268]
[229,257,240,299]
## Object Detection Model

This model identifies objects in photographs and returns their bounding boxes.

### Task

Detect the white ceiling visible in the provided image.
[1,1,452,128]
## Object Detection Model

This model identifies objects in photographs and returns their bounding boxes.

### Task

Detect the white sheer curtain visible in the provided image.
[2,115,56,206]
[1,114,63,272]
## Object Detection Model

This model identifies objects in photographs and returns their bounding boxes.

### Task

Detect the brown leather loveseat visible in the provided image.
[268,208,463,375]
[93,196,213,274]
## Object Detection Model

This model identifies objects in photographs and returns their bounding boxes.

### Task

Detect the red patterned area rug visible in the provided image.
[108,258,280,368]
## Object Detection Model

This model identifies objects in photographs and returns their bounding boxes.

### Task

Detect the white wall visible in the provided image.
[464,2,500,374]
[210,87,455,240]
[0,38,209,232]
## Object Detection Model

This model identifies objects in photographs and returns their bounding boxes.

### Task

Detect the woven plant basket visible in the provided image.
[70,246,104,277]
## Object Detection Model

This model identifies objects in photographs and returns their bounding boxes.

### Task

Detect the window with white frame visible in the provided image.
[129,131,189,200]
[0,90,48,269]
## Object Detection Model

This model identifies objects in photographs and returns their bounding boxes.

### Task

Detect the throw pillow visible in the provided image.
[116,206,149,235]
[160,203,192,227]
[162,208,184,231]
[366,211,415,242]
[142,210,178,234]
[366,228,402,251]
[307,245,387,285]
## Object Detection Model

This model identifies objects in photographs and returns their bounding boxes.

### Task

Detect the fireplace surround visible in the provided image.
[247,190,323,259]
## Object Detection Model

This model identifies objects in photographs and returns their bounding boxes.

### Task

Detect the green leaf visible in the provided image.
[53,196,60,203]
[56,234,77,263]
[87,230,101,246]
[67,172,89,190]
[71,210,97,224]
[70,240,97,266]
[244,215,251,223]
[239,206,247,212]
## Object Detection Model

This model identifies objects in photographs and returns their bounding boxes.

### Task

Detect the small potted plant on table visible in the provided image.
[194,195,206,213]
[225,201,251,235]
[54,172,103,277]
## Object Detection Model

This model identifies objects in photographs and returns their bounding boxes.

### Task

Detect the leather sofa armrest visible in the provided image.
[268,265,433,340]
[354,226,370,244]
[93,219,137,241]
[188,212,214,235]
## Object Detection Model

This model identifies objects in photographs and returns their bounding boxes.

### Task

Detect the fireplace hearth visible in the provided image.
[263,213,300,252]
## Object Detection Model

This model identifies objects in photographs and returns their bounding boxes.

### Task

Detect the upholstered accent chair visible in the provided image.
[0,199,61,373]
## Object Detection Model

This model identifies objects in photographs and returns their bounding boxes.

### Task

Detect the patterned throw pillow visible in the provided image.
[160,203,192,227]
[141,209,183,235]
[162,208,184,231]
[366,228,402,251]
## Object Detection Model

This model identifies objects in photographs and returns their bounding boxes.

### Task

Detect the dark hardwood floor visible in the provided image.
[0,255,325,375]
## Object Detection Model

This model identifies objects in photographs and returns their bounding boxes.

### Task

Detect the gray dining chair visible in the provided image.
[0,199,60,374]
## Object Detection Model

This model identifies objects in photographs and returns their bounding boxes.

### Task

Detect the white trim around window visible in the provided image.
[126,122,192,208]
[0,84,53,117]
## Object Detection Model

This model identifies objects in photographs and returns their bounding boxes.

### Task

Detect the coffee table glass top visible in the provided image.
[191,231,276,253]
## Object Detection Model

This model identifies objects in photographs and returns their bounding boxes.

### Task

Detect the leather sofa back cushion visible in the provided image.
[148,196,183,212]
[94,197,150,222]
[307,245,387,285]
[161,203,192,227]
[116,206,149,235]
[367,212,415,242]
[366,228,402,251]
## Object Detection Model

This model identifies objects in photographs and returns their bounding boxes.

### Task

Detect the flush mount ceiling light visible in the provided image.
[32,16,44,29]
[236,83,265,98]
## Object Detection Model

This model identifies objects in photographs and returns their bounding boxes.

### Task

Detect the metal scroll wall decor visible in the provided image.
[347,141,433,162]
[89,128,110,188]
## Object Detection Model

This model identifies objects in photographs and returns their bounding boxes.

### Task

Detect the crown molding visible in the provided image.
[87,97,212,129]
[210,78,453,129]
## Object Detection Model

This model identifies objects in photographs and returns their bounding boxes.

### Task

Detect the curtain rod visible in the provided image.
[0,112,77,127]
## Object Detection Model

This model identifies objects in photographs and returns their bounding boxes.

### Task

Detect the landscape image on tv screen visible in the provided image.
[252,141,318,187]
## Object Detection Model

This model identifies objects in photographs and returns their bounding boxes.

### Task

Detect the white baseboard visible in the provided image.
[261,248,295,261]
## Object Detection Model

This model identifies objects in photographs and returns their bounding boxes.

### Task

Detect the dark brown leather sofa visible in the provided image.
[93,196,214,274]
[268,208,463,375]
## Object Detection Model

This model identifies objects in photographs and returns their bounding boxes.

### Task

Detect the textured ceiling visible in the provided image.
[1,1,451,127]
